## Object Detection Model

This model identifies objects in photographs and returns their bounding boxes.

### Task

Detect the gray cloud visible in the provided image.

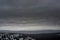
[0,0,60,25]
[0,0,59,18]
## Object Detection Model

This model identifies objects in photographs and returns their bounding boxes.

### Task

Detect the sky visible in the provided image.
[0,0,59,16]
[0,0,60,25]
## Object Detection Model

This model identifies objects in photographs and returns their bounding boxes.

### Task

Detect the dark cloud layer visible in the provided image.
[0,0,60,26]
[0,0,47,17]
[0,0,59,17]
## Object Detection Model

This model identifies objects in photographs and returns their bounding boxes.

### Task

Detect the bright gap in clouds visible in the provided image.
[0,25,60,31]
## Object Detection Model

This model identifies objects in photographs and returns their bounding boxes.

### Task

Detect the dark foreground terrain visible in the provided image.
[0,30,60,40]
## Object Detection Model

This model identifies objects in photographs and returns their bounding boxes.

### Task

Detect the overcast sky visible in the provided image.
[0,0,59,18]
[0,0,59,13]
[0,0,59,9]
[0,0,60,27]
